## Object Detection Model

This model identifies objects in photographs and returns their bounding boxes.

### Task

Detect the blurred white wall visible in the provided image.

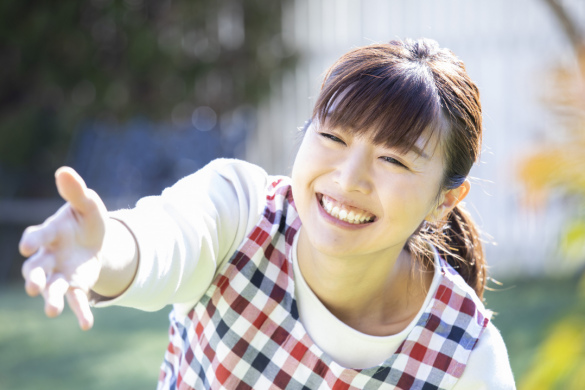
[245,0,585,278]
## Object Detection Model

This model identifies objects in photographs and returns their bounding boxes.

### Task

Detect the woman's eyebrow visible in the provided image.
[380,142,430,159]
[410,145,429,159]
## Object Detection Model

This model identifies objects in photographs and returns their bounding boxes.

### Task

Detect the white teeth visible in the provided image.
[320,195,374,224]
[332,206,340,217]
[347,211,355,222]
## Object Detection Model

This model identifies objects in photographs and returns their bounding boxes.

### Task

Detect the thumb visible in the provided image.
[55,167,97,216]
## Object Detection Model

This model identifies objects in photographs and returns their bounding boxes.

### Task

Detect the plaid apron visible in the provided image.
[159,177,489,390]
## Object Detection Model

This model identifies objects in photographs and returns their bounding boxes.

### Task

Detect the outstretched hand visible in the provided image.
[19,167,107,330]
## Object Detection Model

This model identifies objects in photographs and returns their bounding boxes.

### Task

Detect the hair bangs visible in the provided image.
[313,53,443,154]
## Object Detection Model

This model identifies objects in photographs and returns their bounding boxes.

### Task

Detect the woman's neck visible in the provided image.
[297,229,433,336]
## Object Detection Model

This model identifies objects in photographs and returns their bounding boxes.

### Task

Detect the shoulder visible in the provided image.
[204,158,294,200]
[202,158,292,191]
[454,322,516,389]
[165,158,273,203]
[194,158,270,185]
[204,157,267,174]
[437,256,492,327]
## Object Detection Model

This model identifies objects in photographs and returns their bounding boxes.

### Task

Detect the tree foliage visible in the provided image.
[0,0,295,197]
[518,56,585,199]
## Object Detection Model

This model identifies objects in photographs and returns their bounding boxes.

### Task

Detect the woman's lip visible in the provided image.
[315,194,375,229]
[317,193,377,220]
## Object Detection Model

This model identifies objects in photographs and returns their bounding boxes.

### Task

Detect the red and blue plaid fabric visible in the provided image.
[158,178,489,390]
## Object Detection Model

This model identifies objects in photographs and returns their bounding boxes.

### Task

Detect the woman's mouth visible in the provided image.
[318,194,376,224]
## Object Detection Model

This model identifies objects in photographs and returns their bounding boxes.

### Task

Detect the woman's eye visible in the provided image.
[319,133,345,144]
[380,156,408,169]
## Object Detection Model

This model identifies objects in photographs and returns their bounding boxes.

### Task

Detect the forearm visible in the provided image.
[92,218,138,298]
[90,160,268,310]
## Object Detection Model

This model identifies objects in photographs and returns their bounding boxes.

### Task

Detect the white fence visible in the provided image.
[245,0,585,277]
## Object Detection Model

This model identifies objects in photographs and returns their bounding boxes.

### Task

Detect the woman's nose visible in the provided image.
[334,150,373,194]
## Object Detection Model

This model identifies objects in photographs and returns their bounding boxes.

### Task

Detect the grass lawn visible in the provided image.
[1,275,583,389]
[0,285,169,390]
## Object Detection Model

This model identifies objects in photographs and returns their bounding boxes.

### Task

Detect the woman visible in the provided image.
[20,38,515,389]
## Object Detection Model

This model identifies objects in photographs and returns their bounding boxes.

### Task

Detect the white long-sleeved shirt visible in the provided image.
[100,158,516,389]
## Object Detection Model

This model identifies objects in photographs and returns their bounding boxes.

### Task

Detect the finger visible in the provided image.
[43,274,70,317]
[22,249,55,278]
[19,224,57,257]
[22,251,55,296]
[55,167,95,215]
[66,288,94,330]
[26,268,47,297]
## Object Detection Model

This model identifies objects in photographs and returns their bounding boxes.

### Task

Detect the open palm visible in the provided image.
[19,167,107,330]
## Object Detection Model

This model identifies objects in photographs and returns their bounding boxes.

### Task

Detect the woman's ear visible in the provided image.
[426,180,470,222]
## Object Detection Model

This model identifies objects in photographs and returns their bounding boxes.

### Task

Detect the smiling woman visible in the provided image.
[19,38,514,389]
[299,40,486,298]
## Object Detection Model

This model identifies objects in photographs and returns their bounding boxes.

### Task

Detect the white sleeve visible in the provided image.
[94,158,268,315]
[453,322,516,389]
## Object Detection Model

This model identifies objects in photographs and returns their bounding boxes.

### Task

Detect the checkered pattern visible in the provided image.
[158,177,490,390]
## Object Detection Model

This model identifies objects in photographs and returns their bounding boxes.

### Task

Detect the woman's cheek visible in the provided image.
[382,183,429,226]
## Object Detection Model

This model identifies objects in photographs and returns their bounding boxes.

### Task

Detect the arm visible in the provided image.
[21,159,268,326]
[19,167,138,330]
[89,159,268,314]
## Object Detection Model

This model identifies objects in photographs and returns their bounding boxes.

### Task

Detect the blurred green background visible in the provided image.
[2,0,585,389]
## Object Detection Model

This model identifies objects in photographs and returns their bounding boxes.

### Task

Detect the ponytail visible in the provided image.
[438,205,487,299]
[409,203,487,300]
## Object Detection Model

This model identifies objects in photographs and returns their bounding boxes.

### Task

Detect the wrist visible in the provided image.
[91,217,139,298]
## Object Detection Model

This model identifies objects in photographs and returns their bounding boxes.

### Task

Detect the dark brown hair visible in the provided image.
[312,38,487,298]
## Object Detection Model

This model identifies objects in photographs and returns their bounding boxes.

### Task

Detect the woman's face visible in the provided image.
[291,120,448,261]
